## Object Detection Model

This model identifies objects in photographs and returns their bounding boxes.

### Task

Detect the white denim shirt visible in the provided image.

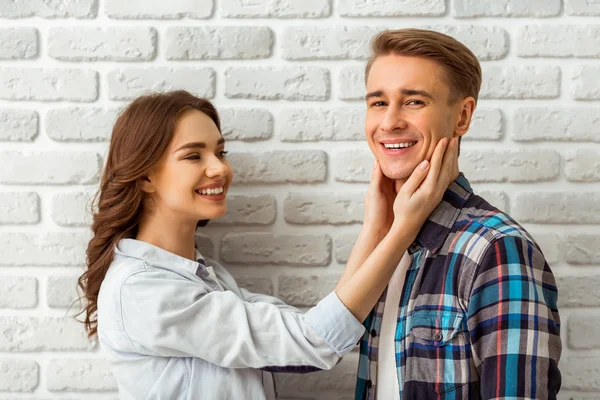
[97,238,365,400]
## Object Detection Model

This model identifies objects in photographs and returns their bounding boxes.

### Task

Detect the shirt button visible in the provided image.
[366,379,373,388]
[434,331,443,342]
[370,329,377,337]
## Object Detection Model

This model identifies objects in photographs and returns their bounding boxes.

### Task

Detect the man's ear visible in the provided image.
[140,176,156,194]
[454,96,476,138]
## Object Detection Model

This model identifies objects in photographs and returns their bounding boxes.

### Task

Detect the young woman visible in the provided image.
[78,90,457,399]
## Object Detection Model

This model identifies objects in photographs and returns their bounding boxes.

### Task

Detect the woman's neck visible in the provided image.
[136,213,198,261]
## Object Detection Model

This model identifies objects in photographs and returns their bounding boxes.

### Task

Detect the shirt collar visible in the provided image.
[116,238,206,275]
[408,173,473,254]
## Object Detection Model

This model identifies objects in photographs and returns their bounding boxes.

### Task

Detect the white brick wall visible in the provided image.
[0,1,598,399]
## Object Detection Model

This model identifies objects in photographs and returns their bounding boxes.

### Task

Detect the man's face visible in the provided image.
[365,54,460,182]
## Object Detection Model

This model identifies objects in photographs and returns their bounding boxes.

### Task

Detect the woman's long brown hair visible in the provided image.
[77,90,220,338]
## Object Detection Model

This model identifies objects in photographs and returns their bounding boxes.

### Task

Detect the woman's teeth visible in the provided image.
[198,187,224,196]
[384,142,417,149]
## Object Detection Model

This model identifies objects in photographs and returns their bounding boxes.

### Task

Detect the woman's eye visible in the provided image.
[218,151,229,158]
[184,154,200,160]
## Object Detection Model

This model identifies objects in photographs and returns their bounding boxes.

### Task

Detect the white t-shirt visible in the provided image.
[376,252,410,400]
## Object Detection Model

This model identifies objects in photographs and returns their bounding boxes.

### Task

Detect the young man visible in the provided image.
[349,29,562,399]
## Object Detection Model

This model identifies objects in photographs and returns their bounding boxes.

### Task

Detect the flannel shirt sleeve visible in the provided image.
[466,235,562,400]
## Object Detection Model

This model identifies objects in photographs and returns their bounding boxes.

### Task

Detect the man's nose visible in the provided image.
[380,108,408,133]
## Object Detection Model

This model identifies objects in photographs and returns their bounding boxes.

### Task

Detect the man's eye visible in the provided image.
[406,100,425,106]
[371,101,387,107]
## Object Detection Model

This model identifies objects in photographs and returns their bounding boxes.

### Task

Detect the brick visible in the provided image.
[107,67,215,100]
[513,108,600,142]
[0,192,40,224]
[49,27,156,61]
[218,108,273,141]
[0,232,89,266]
[453,0,560,17]
[229,275,274,296]
[465,108,503,141]
[338,0,444,16]
[339,66,365,100]
[279,107,365,141]
[565,149,600,182]
[220,0,330,18]
[51,190,95,227]
[572,66,600,100]
[556,273,600,307]
[0,0,97,18]
[424,26,508,61]
[166,27,272,59]
[518,25,600,58]
[0,28,38,59]
[565,234,600,265]
[0,152,101,185]
[46,108,119,142]
[275,351,358,394]
[480,66,560,99]
[284,192,364,225]
[105,0,212,19]
[282,26,381,60]
[568,313,600,349]
[513,192,600,224]
[47,276,79,309]
[229,151,327,184]
[477,190,509,213]
[562,356,600,390]
[335,230,360,263]
[221,233,331,266]
[0,360,39,392]
[461,149,560,183]
[0,317,93,351]
[566,0,600,15]
[0,68,98,102]
[47,359,117,392]
[225,67,329,101]
[529,232,560,265]
[195,233,215,259]
[333,149,374,183]
[278,275,339,306]
[0,109,38,142]
[212,195,276,225]
[0,276,37,309]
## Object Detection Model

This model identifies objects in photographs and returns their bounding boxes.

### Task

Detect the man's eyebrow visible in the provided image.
[365,89,433,101]
[400,89,433,99]
[173,138,225,153]
[365,90,384,100]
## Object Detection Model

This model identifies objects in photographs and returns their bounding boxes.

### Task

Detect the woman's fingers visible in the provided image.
[422,137,449,190]
[399,159,430,195]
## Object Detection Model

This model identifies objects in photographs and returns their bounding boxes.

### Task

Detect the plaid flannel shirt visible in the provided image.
[355,174,562,400]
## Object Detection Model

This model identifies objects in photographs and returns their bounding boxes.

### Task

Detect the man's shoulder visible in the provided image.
[452,192,540,258]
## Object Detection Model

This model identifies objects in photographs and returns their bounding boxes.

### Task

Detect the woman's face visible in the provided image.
[143,109,233,224]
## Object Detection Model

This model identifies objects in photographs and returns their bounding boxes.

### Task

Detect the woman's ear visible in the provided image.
[140,176,156,194]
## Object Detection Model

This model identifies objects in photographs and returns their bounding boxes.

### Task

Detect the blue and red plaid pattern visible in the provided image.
[355,174,562,400]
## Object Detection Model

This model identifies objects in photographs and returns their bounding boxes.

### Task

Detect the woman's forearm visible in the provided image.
[334,227,386,291]
[335,224,413,322]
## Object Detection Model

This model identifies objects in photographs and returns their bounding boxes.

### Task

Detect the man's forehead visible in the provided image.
[366,55,448,94]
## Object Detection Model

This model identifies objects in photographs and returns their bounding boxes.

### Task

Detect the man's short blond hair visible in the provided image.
[365,29,482,104]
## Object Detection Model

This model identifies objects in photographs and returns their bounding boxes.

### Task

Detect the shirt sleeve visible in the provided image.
[120,269,365,370]
[466,235,562,400]
[240,288,301,313]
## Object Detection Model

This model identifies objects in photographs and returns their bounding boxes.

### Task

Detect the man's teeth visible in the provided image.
[198,187,224,196]
[384,142,417,149]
